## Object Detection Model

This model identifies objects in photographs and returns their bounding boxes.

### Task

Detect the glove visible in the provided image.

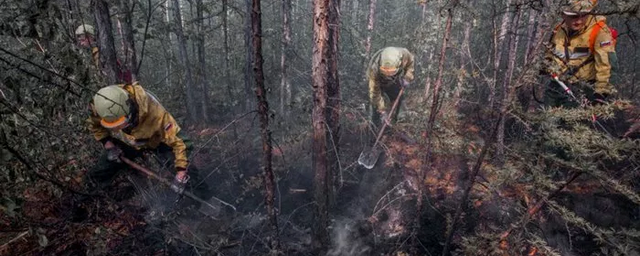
[379,111,392,127]
[170,168,190,194]
[592,93,609,106]
[401,79,410,87]
[106,146,123,163]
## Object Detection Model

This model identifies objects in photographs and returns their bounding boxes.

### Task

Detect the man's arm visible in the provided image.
[368,72,385,111]
[402,49,415,83]
[160,115,189,171]
[593,27,616,95]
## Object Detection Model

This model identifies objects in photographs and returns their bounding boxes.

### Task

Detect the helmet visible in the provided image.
[75,24,95,36]
[379,47,402,77]
[562,0,597,16]
[93,85,131,128]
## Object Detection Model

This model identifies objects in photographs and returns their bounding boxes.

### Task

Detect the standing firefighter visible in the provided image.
[367,47,415,127]
[75,24,132,83]
[544,0,618,108]
[86,83,209,206]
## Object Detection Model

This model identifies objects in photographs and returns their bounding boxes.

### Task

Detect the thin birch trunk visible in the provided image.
[496,4,522,163]
[172,0,197,122]
[311,0,330,251]
[280,0,292,116]
[364,0,376,59]
[251,0,279,252]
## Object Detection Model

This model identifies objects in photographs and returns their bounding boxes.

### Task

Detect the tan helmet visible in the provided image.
[75,24,95,36]
[379,47,403,77]
[562,0,597,16]
[93,85,131,128]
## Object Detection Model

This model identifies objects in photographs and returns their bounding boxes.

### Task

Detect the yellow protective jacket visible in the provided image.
[547,15,616,95]
[87,83,189,170]
[367,47,415,111]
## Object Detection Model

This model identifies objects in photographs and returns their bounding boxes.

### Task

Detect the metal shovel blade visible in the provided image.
[358,145,383,169]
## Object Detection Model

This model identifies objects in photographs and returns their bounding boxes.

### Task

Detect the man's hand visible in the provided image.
[104,141,122,163]
[401,79,410,88]
[592,93,609,106]
[380,111,392,127]
[170,168,190,194]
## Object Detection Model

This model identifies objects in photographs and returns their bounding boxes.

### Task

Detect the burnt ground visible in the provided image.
[2,108,640,256]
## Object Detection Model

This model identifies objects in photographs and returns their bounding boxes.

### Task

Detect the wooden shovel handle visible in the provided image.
[371,85,406,148]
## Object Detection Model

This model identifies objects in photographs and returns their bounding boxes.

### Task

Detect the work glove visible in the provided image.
[106,146,123,163]
[170,168,190,194]
[380,111,392,127]
[400,79,410,88]
[592,93,609,106]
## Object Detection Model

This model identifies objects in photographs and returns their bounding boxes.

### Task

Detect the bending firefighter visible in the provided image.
[544,0,617,108]
[86,83,209,204]
[367,47,414,127]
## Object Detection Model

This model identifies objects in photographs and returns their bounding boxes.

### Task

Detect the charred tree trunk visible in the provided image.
[92,0,119,84]
[280,0,292,116]
[251,0,279,251]
[243,0,255,112]
[196,0,209,122]
[172,0,197,123]
[311,0,330,252]
[327,0,340,191]
[117,0,137,81]
[496,5,521,163]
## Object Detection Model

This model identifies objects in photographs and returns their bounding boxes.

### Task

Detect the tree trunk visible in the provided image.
[92,0,119,84]
[222,0,234,110]
[489,0,512,107]
[496,3,522,163]
[164,0,172,88]
[243,0,255,112]
[454,19,471,107]
[172,0,197,123]
[311,0,330,252]
[327,0,341,195]
[364,0,377,59]
[196,0,209,123]
[280,0,292,116]
[117,0,137,81]
[251,0,279,252]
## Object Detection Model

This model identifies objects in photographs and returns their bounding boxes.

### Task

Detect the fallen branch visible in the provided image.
[0,231,29,250]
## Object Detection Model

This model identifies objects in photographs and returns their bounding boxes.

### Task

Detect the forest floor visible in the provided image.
[2,100,640,255]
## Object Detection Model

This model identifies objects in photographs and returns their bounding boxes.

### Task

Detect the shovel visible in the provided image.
[358,86,405,169]
[120,156,236,212]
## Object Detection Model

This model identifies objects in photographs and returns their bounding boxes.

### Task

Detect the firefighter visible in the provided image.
[75,24,133,83]
[367,47,415,127]
[86,83,209,204]
[544,0,618,108]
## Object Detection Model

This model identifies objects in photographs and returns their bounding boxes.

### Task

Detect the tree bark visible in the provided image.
[490,0,512,107]
[496,3,522,163]
[223,0,234,110]
[251,0,279,252]
[311,0,330,252]
[326,0,340,192]
[172,0,197,123]
[117,0,138,81]
[243,0,255,112]
[92,0,119,84]
[280,0,292,116]
[196,0,210,122]
[364,0,377,59]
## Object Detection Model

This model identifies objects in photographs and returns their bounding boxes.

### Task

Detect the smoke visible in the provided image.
[326,220,372,256]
